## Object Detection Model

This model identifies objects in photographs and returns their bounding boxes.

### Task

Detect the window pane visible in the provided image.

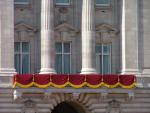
[15,0,28,2]
[15,54,21,73]
[103,44,110,54]
[96,55,102,73]
[22,42,29,52]
[64,54,70,74]
[55,54,62,74]
[15,42,20,52]
[103,55,110,74]
[22,54,29,74]
[64,43,70,53]
[96,45,102,53]
[56,0,69,4]
[96,0,110,5]
[56,43,62,53]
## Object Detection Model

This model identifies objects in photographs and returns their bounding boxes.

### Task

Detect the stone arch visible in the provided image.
[46,93,98,113]
[51,101,86,113]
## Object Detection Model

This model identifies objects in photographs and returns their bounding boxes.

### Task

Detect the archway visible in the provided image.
[51,102,85,113]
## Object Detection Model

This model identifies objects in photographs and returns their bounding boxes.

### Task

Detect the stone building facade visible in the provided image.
[0,0,150,113]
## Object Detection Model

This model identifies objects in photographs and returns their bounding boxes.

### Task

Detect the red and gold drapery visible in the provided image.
[13,74,136,89]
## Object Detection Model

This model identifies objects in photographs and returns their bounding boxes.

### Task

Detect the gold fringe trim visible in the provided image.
[13,81,137,89]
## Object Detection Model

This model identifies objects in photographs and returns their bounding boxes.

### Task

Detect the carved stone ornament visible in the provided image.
[24,100,36,108]
[59,7,69,14]
[72,93,80,100]
[107,99,121,113]
[22,100,38,113]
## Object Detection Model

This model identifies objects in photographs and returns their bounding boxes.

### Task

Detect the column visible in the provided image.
[0,0,16,85]
[121,0,140,74]
[81,0,97,74]
[40,0,56,74]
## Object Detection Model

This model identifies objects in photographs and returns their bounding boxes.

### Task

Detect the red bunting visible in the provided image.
[16,74,33,85]
[86,74,102,85]
[119,75,136,88]
[34,74,50,85]
[103,74,119,85]
[51,74,68,85]
[69,74,85,85]
[13,74,136,89]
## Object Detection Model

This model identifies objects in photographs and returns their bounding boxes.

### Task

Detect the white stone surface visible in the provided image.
[121,0,140,74]
[81,0,97,74]
[40,0,56,74]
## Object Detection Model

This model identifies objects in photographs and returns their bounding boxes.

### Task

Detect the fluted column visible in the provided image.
[40,0,56,74]
[81,0,97,74]
[121,0,140,74]
[0,0,16,86]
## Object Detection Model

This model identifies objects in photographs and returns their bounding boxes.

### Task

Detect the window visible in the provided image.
[55,42,71,74]
[55,0,70,5]
[14,0,29,5]
[96,44,111,74]
[15,42,30,74]
[95,0,110,6]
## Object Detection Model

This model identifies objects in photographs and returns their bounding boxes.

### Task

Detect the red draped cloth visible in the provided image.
[86,74,102,85]
[51,74,68,88]
[15,74,33,85]
[69,74,85,88]
[34,74,50,88]
[103,74,119,88]
[119,75,136,86]
[13,74,136,88]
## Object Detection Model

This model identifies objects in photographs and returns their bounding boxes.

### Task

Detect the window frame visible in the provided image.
[95,0,110,7]
[14,0,29,5]
[96,43,112,74]
[55,42,72,74]
[15,42,30,74]
[55,0,71,6]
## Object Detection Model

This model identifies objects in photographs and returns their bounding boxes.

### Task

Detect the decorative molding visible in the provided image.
[55,22,77,32]
[22,99,38,113]
[72,93,80,100]
[107,99,121,113]
[100,92,108,100]
[96,23,118,39]
[13,90,22,100]
[24,100,36,108]
[96,24,118,33]
[15,23,37,32]
[55,23,78,41]
[14,23,37,41]
[127,92,135,101]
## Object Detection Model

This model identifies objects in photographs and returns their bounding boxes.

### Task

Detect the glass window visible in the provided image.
[55,42,71,74]
[15,42,30,74]
[96,43,111,74]
[95,0,110,6]
[14,0,29,4]
[55,0,70,5]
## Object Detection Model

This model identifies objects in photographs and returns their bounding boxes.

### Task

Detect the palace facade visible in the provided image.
[0,0,150,113]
